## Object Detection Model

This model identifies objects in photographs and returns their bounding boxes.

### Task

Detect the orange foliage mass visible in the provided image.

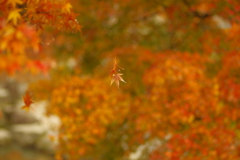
[142,53,239,160]
[47,77,130,159]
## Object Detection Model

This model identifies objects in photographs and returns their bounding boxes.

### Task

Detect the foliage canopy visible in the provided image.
[0,0,239,160]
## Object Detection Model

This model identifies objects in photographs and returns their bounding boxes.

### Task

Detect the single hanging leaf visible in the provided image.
[110,57,126,88]
[21,91,33,112]
[110,73,126,88]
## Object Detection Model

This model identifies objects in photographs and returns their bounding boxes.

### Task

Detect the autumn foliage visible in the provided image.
[1,0,240,160]
[0,0,80,74]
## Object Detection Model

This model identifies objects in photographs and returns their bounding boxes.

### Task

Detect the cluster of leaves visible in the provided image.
[1,0,240,160]
[142,53,239,160]
[0,0,81,74]
[47,77,130,159]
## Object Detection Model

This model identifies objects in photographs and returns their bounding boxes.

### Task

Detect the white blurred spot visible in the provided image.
[212,15,231,29]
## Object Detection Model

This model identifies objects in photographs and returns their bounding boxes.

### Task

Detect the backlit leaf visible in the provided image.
[7,9,21,25]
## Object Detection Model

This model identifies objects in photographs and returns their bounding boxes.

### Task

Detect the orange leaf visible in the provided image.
[110,73,126,88]
[21,91,33,112]
[110,57,126,88]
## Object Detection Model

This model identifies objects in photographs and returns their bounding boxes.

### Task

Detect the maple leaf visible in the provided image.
[110,57,126,88]
[62,3,72,13]
[110,73,126,88]
[7,9,22,25]
[21,91,33,112]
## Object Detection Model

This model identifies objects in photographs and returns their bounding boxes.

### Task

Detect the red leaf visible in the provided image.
[21,91,33,112]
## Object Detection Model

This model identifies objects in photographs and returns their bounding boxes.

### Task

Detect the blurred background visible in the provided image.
[0,0,239,159]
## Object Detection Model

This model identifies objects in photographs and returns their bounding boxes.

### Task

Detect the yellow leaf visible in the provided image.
[62,3,72,13]
[21,105,31,112]
[188,115,195,123]
[7,9,22,25]
[7,0,23,7]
